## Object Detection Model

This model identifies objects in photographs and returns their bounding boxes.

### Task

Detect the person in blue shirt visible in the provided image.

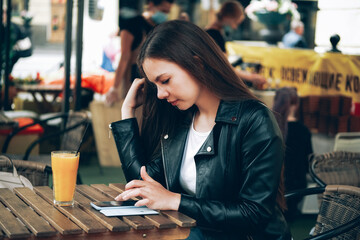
[282,20,307,49]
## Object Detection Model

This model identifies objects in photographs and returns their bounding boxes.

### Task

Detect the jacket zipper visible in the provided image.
[225,125,232,184]
[226,125,232,159]
[108,124,113,139]
[160,138,170,190]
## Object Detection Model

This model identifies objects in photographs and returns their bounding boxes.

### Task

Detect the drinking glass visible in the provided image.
[51,151,79,206]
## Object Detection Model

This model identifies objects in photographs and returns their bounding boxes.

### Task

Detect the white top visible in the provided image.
[179,118,211,196]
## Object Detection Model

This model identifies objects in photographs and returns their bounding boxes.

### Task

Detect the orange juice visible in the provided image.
[51,151,79,206]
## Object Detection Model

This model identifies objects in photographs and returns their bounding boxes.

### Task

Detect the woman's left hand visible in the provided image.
[115,166,181,210]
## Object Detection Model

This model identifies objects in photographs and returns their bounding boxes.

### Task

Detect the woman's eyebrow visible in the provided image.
[154,73,166,83]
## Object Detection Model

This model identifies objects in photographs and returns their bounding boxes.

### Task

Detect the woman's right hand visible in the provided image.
[121,78,145,119]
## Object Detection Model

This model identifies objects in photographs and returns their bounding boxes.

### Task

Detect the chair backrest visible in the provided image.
[0,155,51,186]
[310,151,360,188]
[19,111,89,160]
[2,111,89,166]
[334,132,360,153]
[313,185,360,239]
[60,111,89,151]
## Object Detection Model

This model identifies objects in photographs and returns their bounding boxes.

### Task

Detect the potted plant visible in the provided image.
[246,0,300,26]
[245,0,300,44]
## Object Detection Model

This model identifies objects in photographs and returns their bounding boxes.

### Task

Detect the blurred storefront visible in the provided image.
[227,43,360,103]
[315,0,360,54]
[49,0,66,43]
[5,0,114,46]
[293,0,317,49]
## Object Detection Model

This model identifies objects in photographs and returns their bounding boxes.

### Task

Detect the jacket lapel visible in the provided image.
[160,101,242,191]
[161,118,190,192]
[195,129,217,157]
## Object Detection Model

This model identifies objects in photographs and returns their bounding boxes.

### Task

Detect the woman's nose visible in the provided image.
[157,87,169,99]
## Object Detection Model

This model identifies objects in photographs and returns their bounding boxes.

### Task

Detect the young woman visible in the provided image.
[105,0,174,106]
[110,20,291,240]
[205,1,266,89]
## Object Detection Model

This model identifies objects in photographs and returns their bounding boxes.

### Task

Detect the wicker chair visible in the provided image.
[0,155,51,186]
[309,151,360,188]
[285,185,360,240]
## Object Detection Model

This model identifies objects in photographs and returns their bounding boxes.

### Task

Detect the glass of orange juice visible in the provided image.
[51,151,79,206]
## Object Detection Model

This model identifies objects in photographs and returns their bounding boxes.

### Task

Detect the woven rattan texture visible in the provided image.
[312,152,360,187]
[313,186,360,239]
[0,158,50,186]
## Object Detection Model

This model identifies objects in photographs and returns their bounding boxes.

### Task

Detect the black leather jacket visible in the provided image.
[110,100,291,240]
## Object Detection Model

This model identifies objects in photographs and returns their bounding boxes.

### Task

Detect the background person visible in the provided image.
[205,1,267,89]
[110,20,291,240]
[105,0,174,106]
[282,20,307,48]
[272,87,313,221]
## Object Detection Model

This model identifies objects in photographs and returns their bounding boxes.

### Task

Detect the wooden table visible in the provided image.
[0,183,195,239]
[16,84,64,113]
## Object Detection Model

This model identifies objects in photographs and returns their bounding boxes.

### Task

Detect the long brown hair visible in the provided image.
[137,20,255,156]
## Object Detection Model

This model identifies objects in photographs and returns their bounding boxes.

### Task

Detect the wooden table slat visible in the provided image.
[77,185,156,230]
[0,200,31,239]
[14,187,82,235]
[123,216,155,230]
[69,227,191,240]
[91,185,187,229]
[161,211,196,227]
[34,186,107,234]
[89,184,176,229]
[109,183,126,193]
[92,185,193,229]
[74,191,131,232]
[145,215,177,229]
[90,184,122,199]
[0,184,194,239]
[76,185,111,202]
[0,188,56,237]
[93,183,139,201]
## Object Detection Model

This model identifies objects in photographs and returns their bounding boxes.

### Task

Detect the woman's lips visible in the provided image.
[169,100,178,106]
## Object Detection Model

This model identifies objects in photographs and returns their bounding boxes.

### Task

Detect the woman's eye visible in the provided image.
[162,78,170,84]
